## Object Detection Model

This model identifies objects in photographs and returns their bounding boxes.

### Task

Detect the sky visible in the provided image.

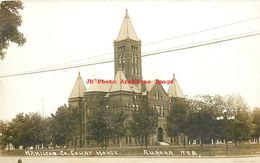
[0,0,260,121]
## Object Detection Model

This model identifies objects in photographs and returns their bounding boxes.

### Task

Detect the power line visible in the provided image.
[24,16,260,72]
[143,30,260,57]
[22,52,113,74]
[143,16,260,46]
[1,30,259,78]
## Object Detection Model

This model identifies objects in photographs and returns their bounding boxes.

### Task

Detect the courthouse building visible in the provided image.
[68,10,185,147]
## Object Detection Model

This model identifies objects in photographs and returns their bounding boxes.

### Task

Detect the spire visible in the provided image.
[125,9,129,18]
[117,9,138,41]
[167,73,185,98]
[69,72,86,98]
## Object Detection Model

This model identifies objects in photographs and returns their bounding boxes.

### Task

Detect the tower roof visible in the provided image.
[117,9,138,41]
[167,73,185,98]
[110,70,133,92]
[69,72,86,98]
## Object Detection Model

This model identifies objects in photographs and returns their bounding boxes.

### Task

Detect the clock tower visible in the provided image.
[114,10,142,85]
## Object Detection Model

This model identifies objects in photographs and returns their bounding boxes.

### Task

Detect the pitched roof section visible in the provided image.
[117,9,138,41]
[167,73,185,98]
[145,80,157,92]
[110,70,133,92]
[86,79,111,92]
[69,72,86,98]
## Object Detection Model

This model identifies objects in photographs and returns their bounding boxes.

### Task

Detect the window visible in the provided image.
[156,91,159,100]
[119,55,121,64]
[122,54,125,63]
[135,66,138,76]
[132,54,135,63]
[156,105,160,115]
[86,106,89,114]
[162,106,164,117]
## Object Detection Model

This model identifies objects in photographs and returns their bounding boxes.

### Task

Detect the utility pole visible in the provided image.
[42,99,44,118]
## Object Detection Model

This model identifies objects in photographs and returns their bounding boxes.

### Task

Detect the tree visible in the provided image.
[87,107,127,149]
[130,104,158,149]
[110,111,128,146]
[252,108,260,143]
[167,98,188,147]
[4,113,48,149]
[0,120,10,148]
[225,94,254,146]
[185,95,219,147]
[50,104,79,147]
[0,1,26,59]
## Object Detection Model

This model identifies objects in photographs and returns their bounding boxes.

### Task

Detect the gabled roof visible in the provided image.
[109,70,133,92]
[168,73,185,98]
[86,79,111,92]
[69,72,86,98]
[145,80,157,92]
[117,9,138,41]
